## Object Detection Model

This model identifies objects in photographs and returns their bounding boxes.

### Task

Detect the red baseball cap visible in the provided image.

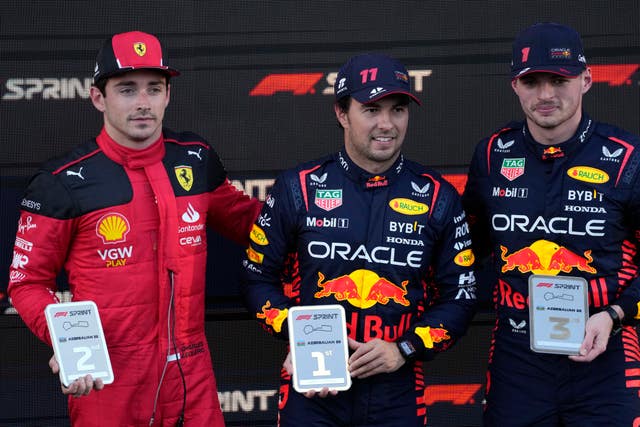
[92,31,180,84]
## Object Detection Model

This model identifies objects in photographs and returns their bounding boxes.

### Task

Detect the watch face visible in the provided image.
[399,340,416,358]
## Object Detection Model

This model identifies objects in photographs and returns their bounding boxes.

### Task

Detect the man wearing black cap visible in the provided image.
[463,23,640,425]
[243,53,477,426]
[8,31,261,426]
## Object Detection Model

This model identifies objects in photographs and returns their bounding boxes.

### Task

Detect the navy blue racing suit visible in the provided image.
[463,114,640,426]
[243,151,477,426]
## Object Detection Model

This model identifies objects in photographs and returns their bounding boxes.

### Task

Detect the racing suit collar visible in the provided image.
[96,127,166,169]
[522,112,594,161]
[335,150,405,190]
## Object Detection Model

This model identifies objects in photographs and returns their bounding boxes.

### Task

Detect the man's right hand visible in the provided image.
[283,352,338,399]
[49,355,104,398]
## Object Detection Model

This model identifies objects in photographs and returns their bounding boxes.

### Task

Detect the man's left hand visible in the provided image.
[348,338,405,379]
[568,310,615,362]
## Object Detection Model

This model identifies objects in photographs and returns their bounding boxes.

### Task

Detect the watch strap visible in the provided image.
[603,306,622,336]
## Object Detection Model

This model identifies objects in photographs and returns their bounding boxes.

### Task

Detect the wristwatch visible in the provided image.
[603,306,623,336]
[396,340,417,361]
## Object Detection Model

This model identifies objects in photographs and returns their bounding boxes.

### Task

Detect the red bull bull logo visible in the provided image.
[314,269,410,308]
[542,146,564,160]
[415,325,450,349]
[256,300,288,333]
[501,239,596,275]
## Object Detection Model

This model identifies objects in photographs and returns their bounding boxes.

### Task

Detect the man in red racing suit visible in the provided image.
[8,31,261,426]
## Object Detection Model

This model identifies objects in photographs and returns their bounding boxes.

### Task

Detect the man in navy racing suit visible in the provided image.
[243,53,477,426]
[463,23,640,426]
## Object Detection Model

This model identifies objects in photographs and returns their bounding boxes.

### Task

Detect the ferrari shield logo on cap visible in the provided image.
[133,42,147,57]
[175,166,193,191]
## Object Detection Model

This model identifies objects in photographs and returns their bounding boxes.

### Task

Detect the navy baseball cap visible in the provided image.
[511,23,587,79]
[93,31,180,84]
[334,53,420,105]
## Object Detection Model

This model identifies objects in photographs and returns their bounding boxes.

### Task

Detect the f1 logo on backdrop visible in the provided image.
[247,64,640,98]
[249,70,433,96]
[590,64,640,86]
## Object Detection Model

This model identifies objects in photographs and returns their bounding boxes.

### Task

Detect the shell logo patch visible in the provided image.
[96,213,130,244]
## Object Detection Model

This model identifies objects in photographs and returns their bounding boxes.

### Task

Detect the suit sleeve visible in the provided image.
[616,158,640,325]
[242,171,300,339]
[462,140,492,261]
[400,182,478,359]
[203,148,262,246]
[7,172,76,346]
[207,178,262,246]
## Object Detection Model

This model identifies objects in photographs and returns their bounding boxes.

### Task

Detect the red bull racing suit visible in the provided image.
[243,151,477,426]
[463,114,640,426]
[8,128,261,426]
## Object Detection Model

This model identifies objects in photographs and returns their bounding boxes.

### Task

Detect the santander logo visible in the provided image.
[182,203,201,223]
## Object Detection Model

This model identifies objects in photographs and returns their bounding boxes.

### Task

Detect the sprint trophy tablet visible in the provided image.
[288,305,351,393]
[44,301,114,386]
[529,275,588,355]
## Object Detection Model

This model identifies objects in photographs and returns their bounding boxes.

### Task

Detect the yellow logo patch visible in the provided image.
[389,198,428,216]
[95,213,130,244]
[246,246,264,264]
[454,249,475,266]
[134,42,146,56]
[567,166,609,184]
[415,325,450,349]
[175,166,193,191]
[250,224,269,246]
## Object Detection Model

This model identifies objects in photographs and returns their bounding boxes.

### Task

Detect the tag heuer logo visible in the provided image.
[500,158,525,181]
[314,189,342,211]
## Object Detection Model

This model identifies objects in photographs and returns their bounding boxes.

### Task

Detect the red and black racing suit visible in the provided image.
[8,128,261,426]
[243,151,477,426]
[463,114,640,426]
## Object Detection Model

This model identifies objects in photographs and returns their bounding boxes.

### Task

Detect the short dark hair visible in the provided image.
[335,96,352,129]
